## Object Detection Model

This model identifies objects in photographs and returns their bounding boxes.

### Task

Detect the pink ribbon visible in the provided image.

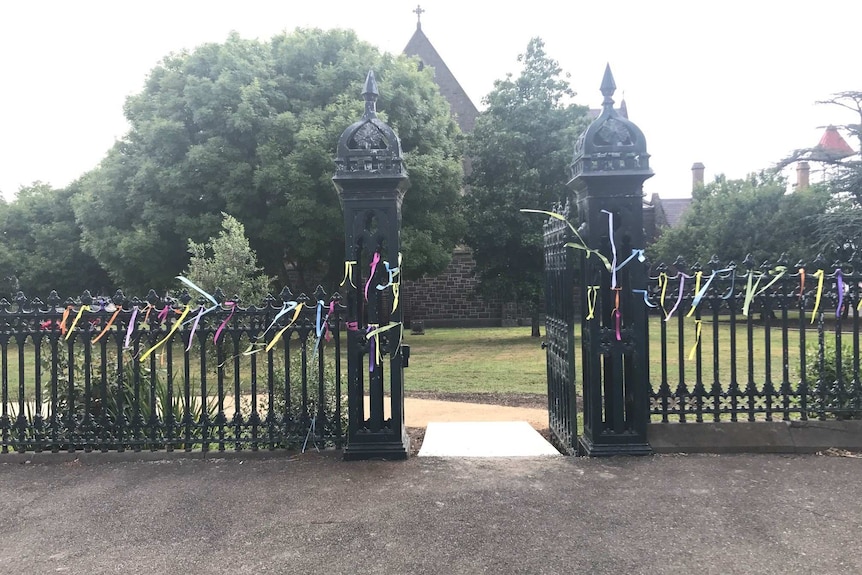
[214,302,236,344]
[324,300,335,342]
[157,305,170,322]
[364,252,381,301]
[614,309,622,341]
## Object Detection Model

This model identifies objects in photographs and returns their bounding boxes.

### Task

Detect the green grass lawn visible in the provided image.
[403,327,547,395]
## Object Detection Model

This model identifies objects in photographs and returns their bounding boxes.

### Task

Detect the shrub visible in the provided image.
[805,340,862,419]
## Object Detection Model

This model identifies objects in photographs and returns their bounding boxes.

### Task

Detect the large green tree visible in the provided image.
[73,29,464,294]
[464,38,590,334]
[649,172,830,266]
[0,182,111,299]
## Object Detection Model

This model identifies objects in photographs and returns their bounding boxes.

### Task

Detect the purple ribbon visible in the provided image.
[836,269,844,318]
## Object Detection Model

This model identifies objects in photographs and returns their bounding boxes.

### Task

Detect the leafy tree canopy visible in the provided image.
[464,37,590,310]
[648,171,830,266]
[0,182,111,298]
[73,29,464,294]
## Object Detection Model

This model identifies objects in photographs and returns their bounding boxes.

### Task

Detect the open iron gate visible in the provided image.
[542,201,578,454]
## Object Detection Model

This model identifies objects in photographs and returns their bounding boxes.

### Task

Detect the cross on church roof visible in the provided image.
[413,4,425,27]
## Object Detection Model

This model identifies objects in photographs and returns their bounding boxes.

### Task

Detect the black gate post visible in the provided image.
[333,71,410,460]
[570,65,653,456]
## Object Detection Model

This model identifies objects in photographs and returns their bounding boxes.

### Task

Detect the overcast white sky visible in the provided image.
[1,0,860,200]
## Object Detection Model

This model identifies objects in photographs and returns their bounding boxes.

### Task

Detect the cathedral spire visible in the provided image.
[413,4,425,29]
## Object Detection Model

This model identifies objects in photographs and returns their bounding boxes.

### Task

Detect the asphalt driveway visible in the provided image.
[0,452,859,574]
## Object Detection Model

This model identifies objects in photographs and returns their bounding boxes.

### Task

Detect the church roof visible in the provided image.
[403,22,479,133]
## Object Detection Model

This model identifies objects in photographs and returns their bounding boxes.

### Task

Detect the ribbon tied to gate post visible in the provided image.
[519,209,612,272]
[376,253,402,313]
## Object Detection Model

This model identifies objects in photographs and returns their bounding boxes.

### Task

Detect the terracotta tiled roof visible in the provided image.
[809,126,855,162]
[403,24,479,133]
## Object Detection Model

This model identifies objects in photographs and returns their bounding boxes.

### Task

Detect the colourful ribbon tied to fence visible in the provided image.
[688,319,703,360]
[811,269,825,324]
[687,267,733,315]
[632,289,657,308]
[665,274,689,321]
[311,299,333,361]
[365,322,402,372]
[520,209,612,272]
[686,271,704,318]
[657,273,669,318]
[615,249,646,272]
[264,302,304,354]
[139,304,192,362]
[124,307,139,350]
[92,306,122,344]
[64,305,90,341]
[586,286,600,319]
[213,301,236,345]
[836,269,845,318]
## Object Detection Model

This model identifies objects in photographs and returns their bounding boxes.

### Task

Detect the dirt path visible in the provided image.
[402,397,547,429]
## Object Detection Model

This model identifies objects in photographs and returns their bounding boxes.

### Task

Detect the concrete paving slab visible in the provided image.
[418,420,561,457]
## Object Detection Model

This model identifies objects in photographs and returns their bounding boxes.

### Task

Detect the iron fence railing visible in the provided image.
[646,256,862,422]
[0,287,344,454]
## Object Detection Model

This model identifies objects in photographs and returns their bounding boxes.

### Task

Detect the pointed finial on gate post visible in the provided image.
[362,70,379,118]
[600,63,616,108]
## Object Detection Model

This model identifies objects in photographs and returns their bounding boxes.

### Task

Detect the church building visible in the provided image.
[400,8,523,327]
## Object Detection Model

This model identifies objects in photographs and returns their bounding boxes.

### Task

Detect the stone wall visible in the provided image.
[401,247,535,328]
[401,248,501,327]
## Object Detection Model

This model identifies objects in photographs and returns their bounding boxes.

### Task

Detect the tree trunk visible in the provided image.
[531,307,541,338]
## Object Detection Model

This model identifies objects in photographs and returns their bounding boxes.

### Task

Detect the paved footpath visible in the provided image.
[0,452,860,574]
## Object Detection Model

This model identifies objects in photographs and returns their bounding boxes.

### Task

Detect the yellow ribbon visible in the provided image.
[64,305,90,341]
[754,266,787,297]
[392,282,400,313]
[340,261,357,288]
[811,269,825,324]
[688,319,703,360]
[585,285,599,320]
[391,253,402,313]
[519,208,611,271]
[264,302,304,353]
[139,304,191,362]
[742,270,762,317]
[686,271,703,318]
[366,322,402,366]
[658,273,669,319]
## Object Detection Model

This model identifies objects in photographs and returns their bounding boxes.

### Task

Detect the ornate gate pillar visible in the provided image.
[333,71,410,460]
[570,65,653,456]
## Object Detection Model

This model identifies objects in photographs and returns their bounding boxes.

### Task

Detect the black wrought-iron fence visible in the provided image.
[646,256,862,422]
[0,287,345,454]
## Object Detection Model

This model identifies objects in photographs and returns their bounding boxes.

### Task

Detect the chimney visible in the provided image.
[796,161,810,190]
[691,162,705,190]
